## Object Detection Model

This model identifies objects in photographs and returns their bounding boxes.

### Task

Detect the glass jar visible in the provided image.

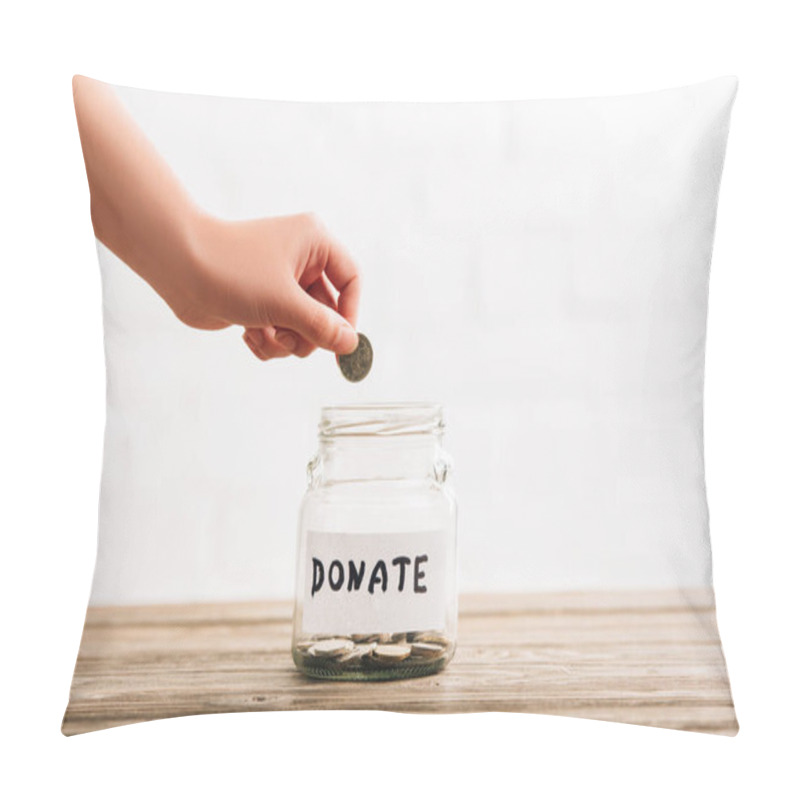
[292,403,457,680]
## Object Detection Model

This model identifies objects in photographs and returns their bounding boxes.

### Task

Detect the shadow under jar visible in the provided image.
[292,403,457,681]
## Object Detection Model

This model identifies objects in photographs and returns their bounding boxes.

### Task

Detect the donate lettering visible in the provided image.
[311,555,429,597]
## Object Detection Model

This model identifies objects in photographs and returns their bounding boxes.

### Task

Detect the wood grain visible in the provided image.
[62,589,738,736]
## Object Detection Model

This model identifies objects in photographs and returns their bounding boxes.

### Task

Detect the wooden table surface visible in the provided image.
[62,589,738,736]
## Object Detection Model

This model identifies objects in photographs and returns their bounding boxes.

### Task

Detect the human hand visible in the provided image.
[72,76,360,361]
[178,212,360,360]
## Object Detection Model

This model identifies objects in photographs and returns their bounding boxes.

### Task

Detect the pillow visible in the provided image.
[63,76,738,735]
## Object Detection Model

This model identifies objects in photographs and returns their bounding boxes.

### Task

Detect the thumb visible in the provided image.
[275,285,359,355]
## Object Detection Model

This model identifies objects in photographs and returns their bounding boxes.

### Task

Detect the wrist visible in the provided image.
[177,207,227,318]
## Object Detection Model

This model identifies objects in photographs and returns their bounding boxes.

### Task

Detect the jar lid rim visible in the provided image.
[319,403,444,438]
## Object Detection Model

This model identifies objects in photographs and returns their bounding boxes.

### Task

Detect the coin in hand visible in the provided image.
[337,332,373,382]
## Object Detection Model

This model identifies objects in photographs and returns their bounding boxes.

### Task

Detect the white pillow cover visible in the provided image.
[67,77,738,735]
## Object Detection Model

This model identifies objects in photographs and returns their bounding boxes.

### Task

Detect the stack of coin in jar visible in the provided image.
[294,630,453,679]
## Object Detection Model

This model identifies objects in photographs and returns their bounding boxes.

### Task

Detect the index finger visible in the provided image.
[323,238,361,329]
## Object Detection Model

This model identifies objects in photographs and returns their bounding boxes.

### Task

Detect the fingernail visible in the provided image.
[275,331,298,352]
[247,329,266,349]
[337,322,358,354]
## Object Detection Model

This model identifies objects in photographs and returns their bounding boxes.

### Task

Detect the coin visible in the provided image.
[337,332,373,382]
[372,644,412,663]
[337,644,375,664]
[410,642,446,660]
[351,633,380,644]
[411,631,450,647]
[309,638,354,658]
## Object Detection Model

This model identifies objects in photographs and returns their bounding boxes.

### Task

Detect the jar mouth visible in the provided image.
[319,403,444,439]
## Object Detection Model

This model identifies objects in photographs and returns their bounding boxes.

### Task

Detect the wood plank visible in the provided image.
[62,590,738,736]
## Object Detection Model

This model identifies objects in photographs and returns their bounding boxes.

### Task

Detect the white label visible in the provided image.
[302,530,447,635]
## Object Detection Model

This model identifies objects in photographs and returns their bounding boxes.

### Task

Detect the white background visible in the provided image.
[92,76,735,604]
[1,1,798,797]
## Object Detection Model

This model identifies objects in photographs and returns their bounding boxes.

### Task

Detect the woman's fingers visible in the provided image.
[242,228,361,361]
[307,275,337,310]
[321,238,361,328]
[271,284,358,355]
[282,280,337,357]
[244,278,345,361]
[242,327,295,361]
